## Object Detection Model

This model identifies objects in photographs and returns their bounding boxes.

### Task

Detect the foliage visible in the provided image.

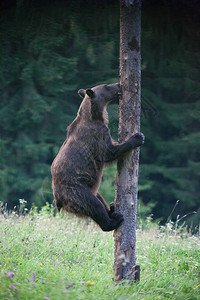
[140,3,200,224]
[0,0,119,209]
[0,205,199,299]
[0,0,199,225]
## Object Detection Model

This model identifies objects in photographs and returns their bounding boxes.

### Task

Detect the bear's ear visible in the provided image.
[78,89,86,98]
[86,88,95,99]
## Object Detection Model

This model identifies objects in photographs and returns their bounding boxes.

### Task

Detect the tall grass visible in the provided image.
[0,203,199,299]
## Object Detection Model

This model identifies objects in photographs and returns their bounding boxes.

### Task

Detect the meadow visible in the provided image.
[0,204,199,300]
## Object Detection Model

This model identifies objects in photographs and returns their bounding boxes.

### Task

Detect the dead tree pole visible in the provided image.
[114,0,142,282]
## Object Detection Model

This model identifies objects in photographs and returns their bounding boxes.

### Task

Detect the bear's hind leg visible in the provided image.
[82,188,123,231]
[96,193,115,217]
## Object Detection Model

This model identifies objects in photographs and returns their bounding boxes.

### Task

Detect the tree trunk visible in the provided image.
[114,0,141,282]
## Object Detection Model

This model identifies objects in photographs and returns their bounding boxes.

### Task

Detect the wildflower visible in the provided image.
[19,198,27,204]
[142,248,145,251]
[8,272,15,278]
[66,283,75,289]
[194,284,200,290]
[80,281,85,285]
[44,297,50,300]
[10,285,16,290]
[32,271,36,281]
[86,281,95,286]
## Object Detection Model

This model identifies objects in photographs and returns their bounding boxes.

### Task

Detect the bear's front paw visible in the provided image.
[129,133,145,148]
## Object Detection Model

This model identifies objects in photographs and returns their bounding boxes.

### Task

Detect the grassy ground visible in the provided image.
[0,206,199,300]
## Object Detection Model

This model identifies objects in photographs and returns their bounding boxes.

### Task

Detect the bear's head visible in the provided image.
[78,83,121,103]
[78,83,121,123]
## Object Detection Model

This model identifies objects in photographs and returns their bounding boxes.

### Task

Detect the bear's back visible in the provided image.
[51,119,107,188]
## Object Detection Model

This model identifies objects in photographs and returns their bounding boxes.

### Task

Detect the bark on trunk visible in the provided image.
[114,0,141,282]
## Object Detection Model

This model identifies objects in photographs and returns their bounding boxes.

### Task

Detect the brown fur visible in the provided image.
[51,83,144,231]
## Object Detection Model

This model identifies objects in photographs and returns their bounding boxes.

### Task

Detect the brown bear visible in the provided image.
[51,83,145,231]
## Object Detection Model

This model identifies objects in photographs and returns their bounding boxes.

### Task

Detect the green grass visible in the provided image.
[0,207,199,300]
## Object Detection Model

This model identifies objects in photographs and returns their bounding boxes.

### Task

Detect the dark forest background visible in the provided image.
[0,0,199,227]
